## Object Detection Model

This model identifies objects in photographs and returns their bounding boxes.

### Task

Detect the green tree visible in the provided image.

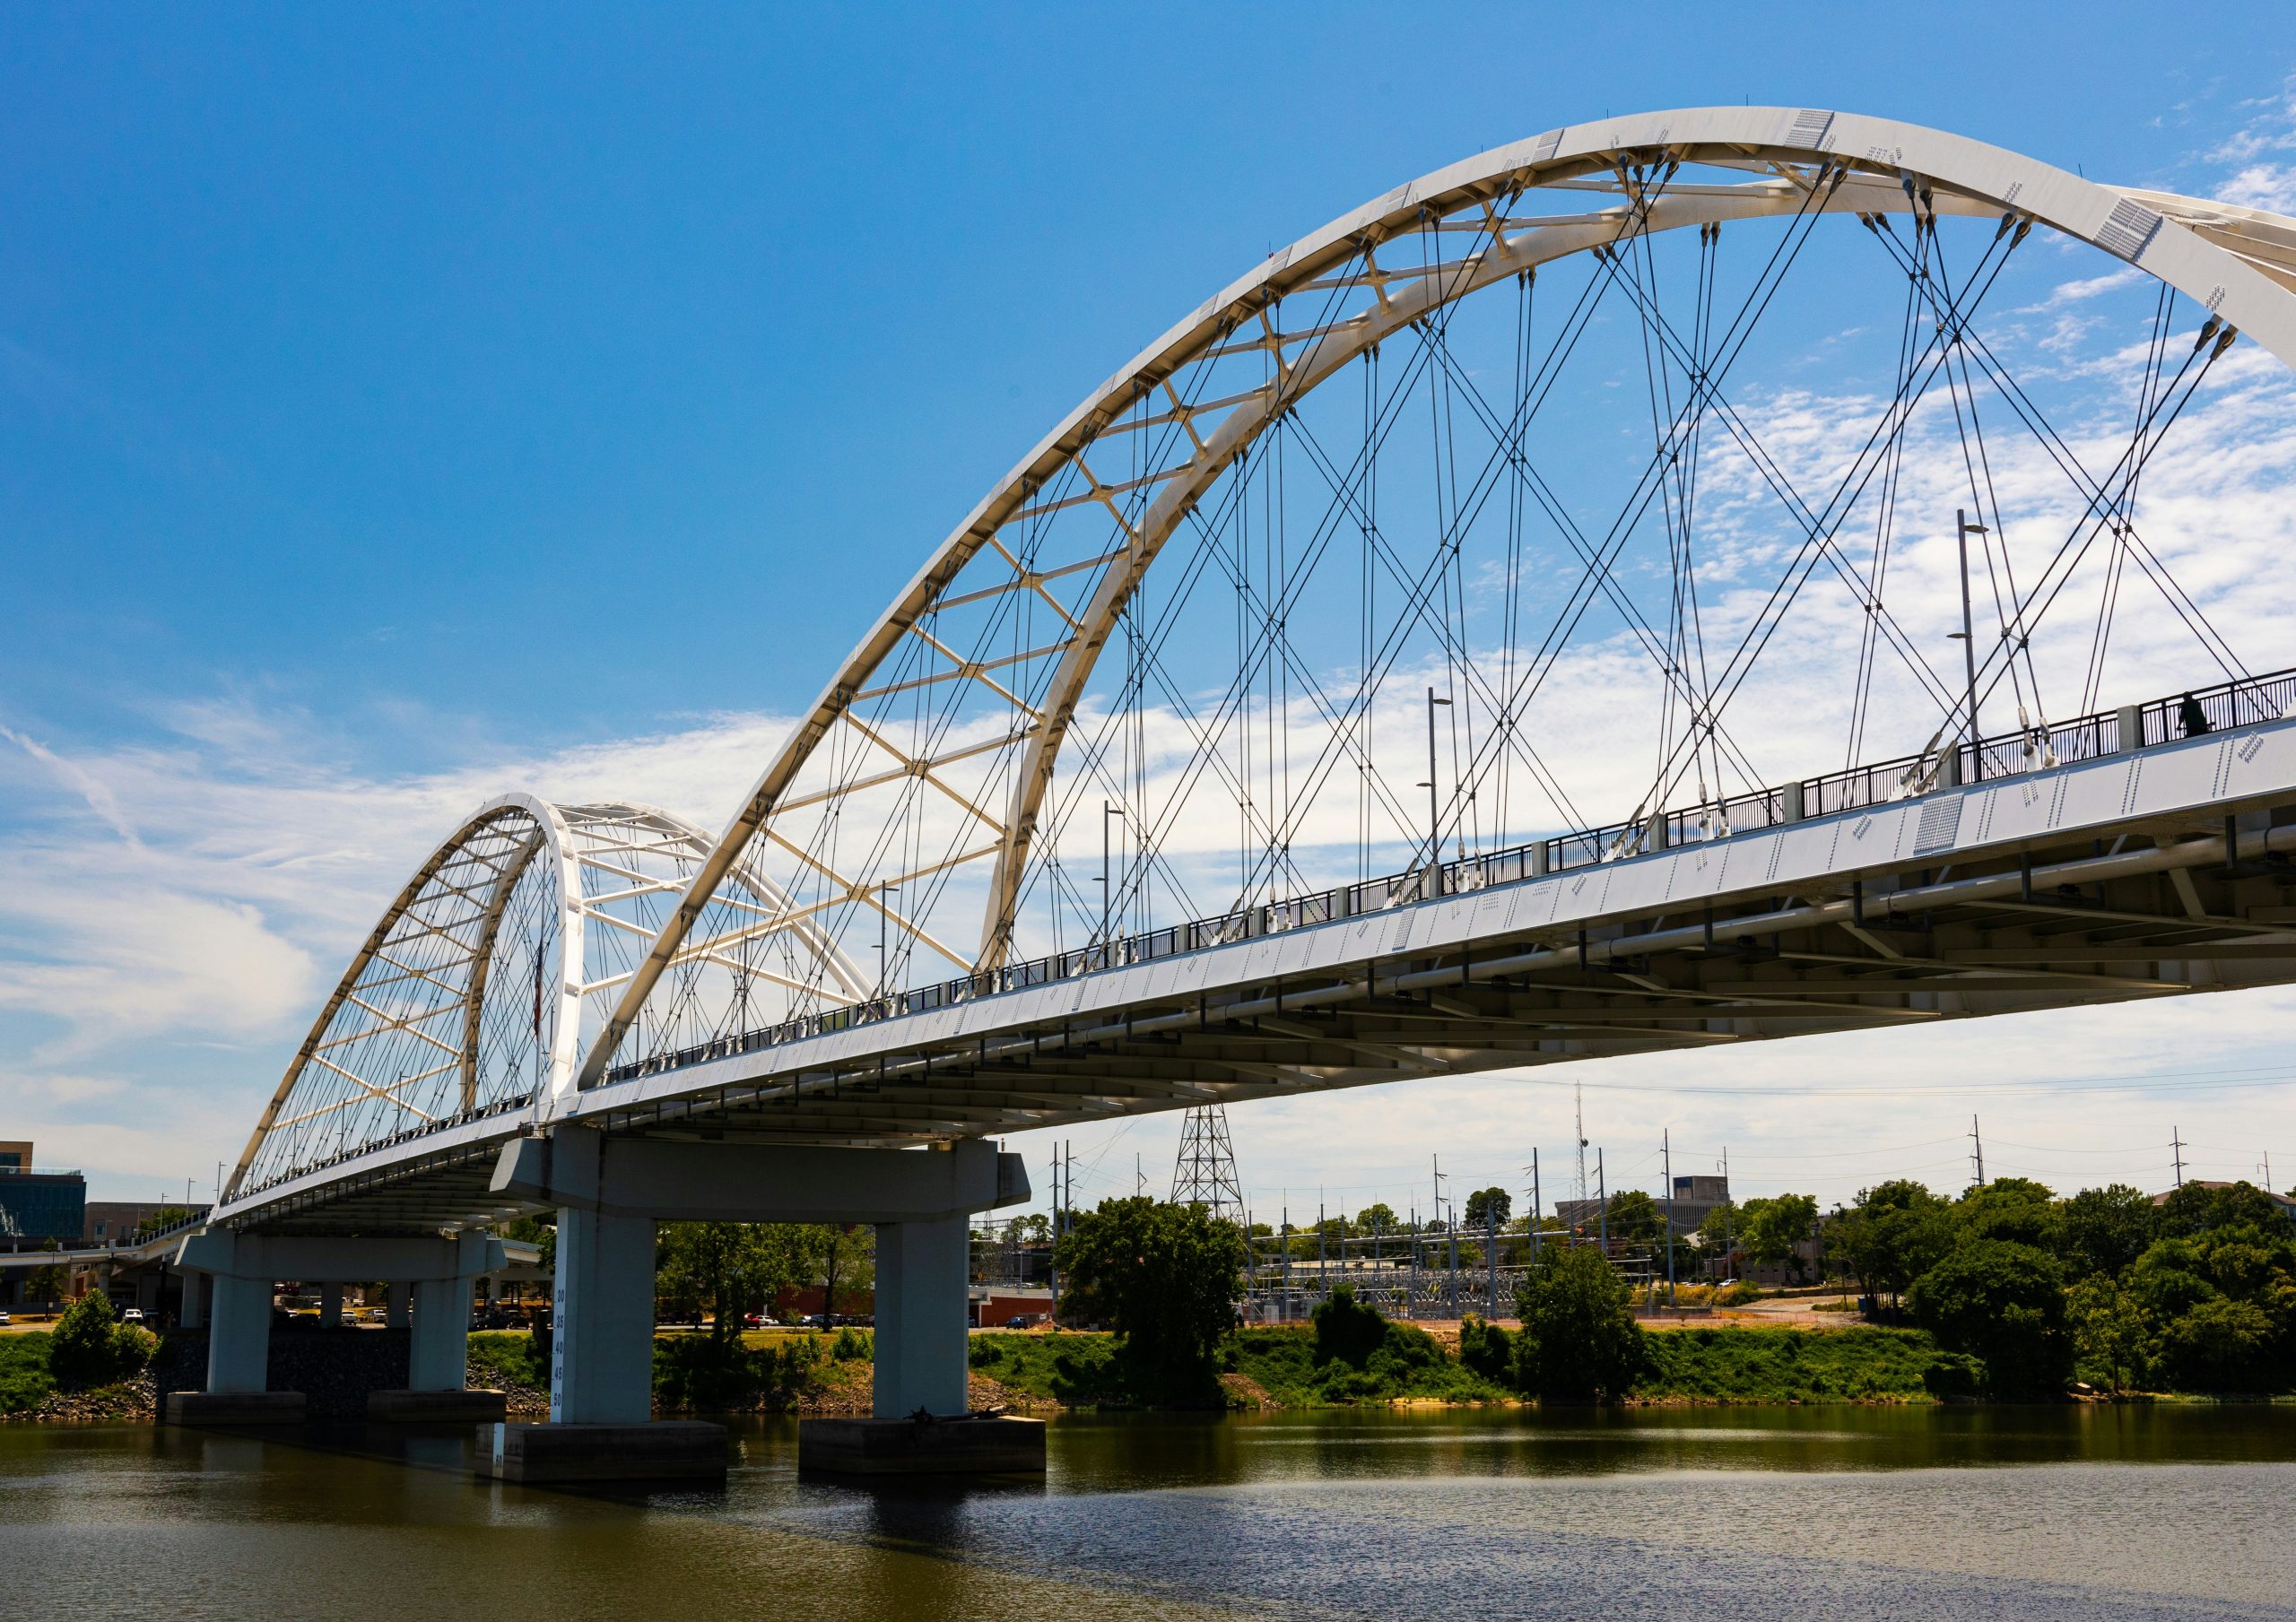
[25,1239,65,1309]
[2066,1274,2147,1392]
[655,1222,818,1344]
[1905,1239,2072,1398]
[818,1223,874,1320]
[1356,1202,1397,1233]
[1739,1193,1820,1282]
[2057,1184,2157,1279]
[2156,1296,2280,1392]
[1837,1181,1957,1305]
[2157,1180,2285,1239]
[1463,1187,1512,1231]
[2124,1221,2296,1392]
[1605,1190,1662,1248]
[1054,1196,1245,1390]
[1959,1177,2060,1252]
[1513,1243,1647,1403]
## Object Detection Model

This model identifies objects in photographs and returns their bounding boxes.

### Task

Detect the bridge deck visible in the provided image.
[221,697,2296,1236]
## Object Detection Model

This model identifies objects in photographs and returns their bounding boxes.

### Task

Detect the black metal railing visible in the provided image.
[604,665,2293,1089]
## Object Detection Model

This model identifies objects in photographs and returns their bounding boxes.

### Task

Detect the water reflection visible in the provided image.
[4,1406,2292,1621]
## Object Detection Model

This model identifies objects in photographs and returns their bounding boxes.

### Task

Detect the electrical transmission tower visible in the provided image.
[1170,1103,1246,1224]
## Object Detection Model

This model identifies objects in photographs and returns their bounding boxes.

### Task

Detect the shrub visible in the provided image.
[48,1292,144,1389]
[1457,1314,1514,1383]
[1514,1244,1648,1403]
[1310,1285,1387,1366]
[831,1327,872,1362]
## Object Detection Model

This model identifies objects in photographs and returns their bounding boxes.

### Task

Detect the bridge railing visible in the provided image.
[589,664,2287,1089]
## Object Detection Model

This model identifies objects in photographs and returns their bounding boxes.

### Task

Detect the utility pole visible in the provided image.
[1663,1128,1677,1309]
[1396,1201,1413,1321]
[2172,1127,2187,1188]
[1049,1144,1063,1316]
[1953,509,1986,778]
[1528,1149,1542,1261]
[1281,1202,1292,1322]
[1596,1149,1608,1254]
[1418,687,1452,889]
[1970,1115,1987,1187]
[1485,1201,1499,1318]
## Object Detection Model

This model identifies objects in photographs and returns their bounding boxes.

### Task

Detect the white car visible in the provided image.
[0,1310,12,1326]
[119,1307,145,1323]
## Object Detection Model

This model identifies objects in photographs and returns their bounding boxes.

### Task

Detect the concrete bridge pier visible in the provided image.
[166,1229,507,1426]
[485,1126,1038,1481]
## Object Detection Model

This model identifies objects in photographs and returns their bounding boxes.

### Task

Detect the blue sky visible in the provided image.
[7,4,2296,1208]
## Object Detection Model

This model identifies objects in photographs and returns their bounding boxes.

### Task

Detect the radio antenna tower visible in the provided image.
[1574,1080,1589,1207]
[1170,1103,1246,1224]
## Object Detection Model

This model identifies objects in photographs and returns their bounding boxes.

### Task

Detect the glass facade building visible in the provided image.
[0,1170,88,1245]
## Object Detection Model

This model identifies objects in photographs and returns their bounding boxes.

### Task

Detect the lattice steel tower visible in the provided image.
[1170,1103,1246,1224]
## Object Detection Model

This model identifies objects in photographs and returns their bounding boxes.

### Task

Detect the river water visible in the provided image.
[4,1406,2292,1621]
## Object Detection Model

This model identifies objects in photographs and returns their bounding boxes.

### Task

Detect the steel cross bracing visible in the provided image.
[561,106,2296,1102]
[228,798,865,1202]
[213,108,2296,1233]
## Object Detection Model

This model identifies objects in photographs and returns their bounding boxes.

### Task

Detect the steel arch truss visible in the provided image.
[229,797,867,1198]
[576,104,2296,1089]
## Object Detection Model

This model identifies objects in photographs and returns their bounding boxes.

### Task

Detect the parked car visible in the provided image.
[1004,1315,1031,1330]
[0,1310,12,1326]
[120,1307,145,1323]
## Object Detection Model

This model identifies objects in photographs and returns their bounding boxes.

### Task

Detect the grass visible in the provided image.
[465,1331,547,1394]
[1228,1324,1511,1405]
[458,1321,1987,1415]
[963,1326,1513,1409]
[1637,1325,1975,1402]
[0,1332,54,1414]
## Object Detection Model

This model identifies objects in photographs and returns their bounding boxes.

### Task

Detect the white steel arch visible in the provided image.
[230,796,868,1198]
[570,105,2296,1087]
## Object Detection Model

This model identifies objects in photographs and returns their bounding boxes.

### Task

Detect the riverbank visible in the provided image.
[9,1323,2287,1421]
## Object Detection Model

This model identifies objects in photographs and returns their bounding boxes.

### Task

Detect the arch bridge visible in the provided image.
[170,107,2296,1468]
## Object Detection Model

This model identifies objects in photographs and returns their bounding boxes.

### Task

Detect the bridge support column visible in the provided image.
[486,1127,1039,1479]
[167,1228,504,1427]
[872,1216,970,1418]
[316,1281,342,1329]
[547,1208,657,1425]
[408,1278,470,1390]
[386,1282,409,1329]
[179,1270,207,1331]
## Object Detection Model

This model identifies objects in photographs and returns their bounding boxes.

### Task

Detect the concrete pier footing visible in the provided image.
[797,1415,1047,1477]
[482,1420,728,1483]
[366,1389,508,1424]
[164,1391,307,1426]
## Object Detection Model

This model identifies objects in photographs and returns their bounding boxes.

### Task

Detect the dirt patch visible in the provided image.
[1219,1372,1274,1410]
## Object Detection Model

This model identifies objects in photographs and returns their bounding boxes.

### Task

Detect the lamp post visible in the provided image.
[1951,509,1987,779]
[1100,801,1126,964]
[1417,687,1452,889]
[875,884,900,1003]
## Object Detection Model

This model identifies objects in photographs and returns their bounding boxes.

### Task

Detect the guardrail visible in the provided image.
[604,664,2294,1088]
